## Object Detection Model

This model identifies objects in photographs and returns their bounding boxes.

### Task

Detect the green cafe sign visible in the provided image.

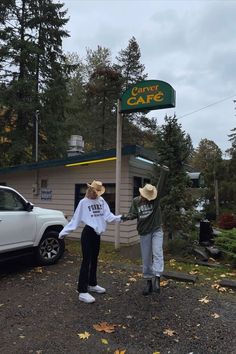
[121,80,176,113]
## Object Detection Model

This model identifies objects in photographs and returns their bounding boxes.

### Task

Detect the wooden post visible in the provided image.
[215,179,219,219]
[115,99,122,249]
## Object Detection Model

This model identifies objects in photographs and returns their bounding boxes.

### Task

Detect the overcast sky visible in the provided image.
[61,0,236,154]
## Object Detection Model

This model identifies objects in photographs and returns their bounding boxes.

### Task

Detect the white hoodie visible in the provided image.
[59,196,121,237]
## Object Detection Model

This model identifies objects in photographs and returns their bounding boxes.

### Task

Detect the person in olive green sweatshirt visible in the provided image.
[123,165,169,295]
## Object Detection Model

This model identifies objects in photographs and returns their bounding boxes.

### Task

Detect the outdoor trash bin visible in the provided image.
[199,219,214,245]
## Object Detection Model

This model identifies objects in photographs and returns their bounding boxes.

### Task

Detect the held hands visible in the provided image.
[121,215,128,222]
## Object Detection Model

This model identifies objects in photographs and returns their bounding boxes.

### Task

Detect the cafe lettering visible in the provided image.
[121,80,176,113]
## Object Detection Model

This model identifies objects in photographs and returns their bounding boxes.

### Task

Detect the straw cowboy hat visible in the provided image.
[139,184,157,201]
[87,180,105,196]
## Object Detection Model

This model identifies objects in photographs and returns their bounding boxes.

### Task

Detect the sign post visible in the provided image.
[115,80,175,249]
[115,99,122,249]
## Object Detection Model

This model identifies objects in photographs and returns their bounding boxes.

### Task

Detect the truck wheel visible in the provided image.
[36,231,65,265]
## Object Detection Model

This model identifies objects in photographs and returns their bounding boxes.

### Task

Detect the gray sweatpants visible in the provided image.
[139,228,164,278]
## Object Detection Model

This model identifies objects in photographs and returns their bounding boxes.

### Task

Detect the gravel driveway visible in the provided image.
[0,249,236,354]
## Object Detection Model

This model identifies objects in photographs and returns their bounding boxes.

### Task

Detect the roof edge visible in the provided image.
[0,145,156,175]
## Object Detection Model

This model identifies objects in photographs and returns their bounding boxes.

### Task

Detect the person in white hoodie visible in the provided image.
[59,180,122,304]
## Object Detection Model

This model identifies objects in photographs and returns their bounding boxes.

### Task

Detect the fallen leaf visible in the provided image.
[211,313,220,319]
[153,352,160,354]
[211,283,227,292]
[0,304,4,307]
[218,287,227,293]
[93,322,116,333]
[169,259,176,265]
[160,280,169,287]
[189,270,199,275]
[134,272,143,278]
[114,350,126,354]
[126,315,133,319]
[128,277,137,282]
[101,338,108,344]
[163,328,176,336]
[212,283,220,289]
[78,331,90,340]
[198,296,211,304]
[34,267,43,273]
[19,335,25,339]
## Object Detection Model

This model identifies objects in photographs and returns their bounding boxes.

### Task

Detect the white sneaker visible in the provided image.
[79,292,95,303]
[88,285,106,294]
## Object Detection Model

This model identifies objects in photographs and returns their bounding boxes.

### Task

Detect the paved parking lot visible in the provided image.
[0,250,236,354]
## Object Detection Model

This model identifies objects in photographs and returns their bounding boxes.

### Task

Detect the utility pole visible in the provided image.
[35,110,39,162]
[33,110,40,196]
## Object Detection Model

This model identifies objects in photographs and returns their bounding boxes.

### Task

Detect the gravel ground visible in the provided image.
[0,249,236,354]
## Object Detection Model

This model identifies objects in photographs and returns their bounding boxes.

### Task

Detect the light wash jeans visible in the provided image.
[140,228,164,278]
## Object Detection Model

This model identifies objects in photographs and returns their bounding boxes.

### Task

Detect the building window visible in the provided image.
[74,183,116,213]
[133,177,151,198]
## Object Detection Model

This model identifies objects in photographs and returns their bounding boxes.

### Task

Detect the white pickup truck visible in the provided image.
[0,185,68,265]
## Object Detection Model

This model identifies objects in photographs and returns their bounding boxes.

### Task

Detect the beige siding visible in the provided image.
[1,154,154,245]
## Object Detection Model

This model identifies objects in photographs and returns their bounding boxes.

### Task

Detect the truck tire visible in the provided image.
[36,231,65,265]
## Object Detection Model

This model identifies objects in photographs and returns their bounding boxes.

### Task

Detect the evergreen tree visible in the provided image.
[0,0,70,165]
[64,53,89,147]
[191,139,223,217]
[65,41,157,152]
[227,127,236,176]
[116,36,147,91]
[85,65,122,150]
[154,115,194,240]
[223,128,236,210]
[115,37,156,144]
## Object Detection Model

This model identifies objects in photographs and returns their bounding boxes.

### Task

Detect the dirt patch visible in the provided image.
[0,250,236,354]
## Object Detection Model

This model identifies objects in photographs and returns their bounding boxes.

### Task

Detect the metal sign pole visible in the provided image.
[115,99,122,249]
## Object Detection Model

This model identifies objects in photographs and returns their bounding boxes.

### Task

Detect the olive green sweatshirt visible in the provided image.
[126,168,168,235]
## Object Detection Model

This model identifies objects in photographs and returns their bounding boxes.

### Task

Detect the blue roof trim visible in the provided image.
[0,145,157,175]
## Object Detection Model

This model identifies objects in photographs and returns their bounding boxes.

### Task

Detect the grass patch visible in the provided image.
[65,238,235,284]
[65,238,138,264]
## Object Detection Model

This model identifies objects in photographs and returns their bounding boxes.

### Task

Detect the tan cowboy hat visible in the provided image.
[87,180,105,196]
[139,184,157,201]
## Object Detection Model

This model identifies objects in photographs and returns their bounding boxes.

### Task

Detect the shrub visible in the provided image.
[214,229,236,267]
[218,213,236,230]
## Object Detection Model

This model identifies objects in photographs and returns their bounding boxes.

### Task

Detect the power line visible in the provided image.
[178,94,236,120]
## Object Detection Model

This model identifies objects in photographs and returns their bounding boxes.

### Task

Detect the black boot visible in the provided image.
[153,276,160,294]
[142,279,153,296]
